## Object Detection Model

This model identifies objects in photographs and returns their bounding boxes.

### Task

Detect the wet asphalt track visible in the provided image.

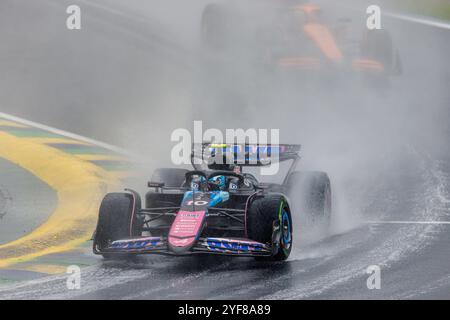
[1,142,449,300]
[0,0,450,299]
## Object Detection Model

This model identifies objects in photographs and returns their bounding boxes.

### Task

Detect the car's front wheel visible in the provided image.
[93,192,142,260]
[247,194,292,261]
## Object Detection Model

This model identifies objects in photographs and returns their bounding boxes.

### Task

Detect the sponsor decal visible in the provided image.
[171,121,280,175]
[110,237,162,249]
[168,211,206,247]
[204,238,269,253]
[170,237,194,247]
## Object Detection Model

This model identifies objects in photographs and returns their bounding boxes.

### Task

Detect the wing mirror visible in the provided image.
[148,181,165,188]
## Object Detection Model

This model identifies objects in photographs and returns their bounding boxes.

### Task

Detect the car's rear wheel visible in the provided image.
[286,171,331,228]
[247,194,292,261]
[361,29,402,76]
[93,192,142,260]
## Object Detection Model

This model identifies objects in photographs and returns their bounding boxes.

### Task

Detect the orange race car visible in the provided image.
[200,1,402,79]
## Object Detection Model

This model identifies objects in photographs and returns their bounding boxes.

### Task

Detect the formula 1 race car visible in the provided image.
[201,1,402,78]
[93,143,331,261]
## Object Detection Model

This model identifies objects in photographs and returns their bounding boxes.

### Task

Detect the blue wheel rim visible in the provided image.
[281,210,292,251]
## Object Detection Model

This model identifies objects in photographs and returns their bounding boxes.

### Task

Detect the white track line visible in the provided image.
[0,112,134,157]
[386,12,450,30]
[328,0,450,30]
[368,220,450,225]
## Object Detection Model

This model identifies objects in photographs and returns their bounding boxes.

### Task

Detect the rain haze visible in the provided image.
[0,0,449,299]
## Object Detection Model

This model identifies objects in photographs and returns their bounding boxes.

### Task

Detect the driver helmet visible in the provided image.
[208,175,226,190]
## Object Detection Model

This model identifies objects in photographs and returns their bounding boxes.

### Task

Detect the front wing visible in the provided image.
[94,236,273,257]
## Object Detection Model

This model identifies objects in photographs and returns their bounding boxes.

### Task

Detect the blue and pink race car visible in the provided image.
[93,143,331,261]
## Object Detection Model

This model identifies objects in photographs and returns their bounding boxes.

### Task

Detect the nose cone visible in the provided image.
[168,211,206,254]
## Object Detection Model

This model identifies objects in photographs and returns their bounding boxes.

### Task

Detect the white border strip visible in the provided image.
[0,112,134,157]
[386,12,450,30]
[369,220,450,225]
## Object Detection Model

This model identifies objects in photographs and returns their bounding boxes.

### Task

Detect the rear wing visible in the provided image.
[191,143,301,167]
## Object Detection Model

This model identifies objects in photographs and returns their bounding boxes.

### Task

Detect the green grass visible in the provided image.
[0,278,19,285]
[391,0,450,20]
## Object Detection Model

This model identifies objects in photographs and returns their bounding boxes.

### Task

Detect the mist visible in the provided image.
[1,0,449,249]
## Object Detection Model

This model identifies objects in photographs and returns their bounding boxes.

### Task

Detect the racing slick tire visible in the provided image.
[286,171,331,228]
[93,192,142,260]
[247,194,292,261]
[201,3,231,50]
[361,29,402,76]
[151,168,189,188]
